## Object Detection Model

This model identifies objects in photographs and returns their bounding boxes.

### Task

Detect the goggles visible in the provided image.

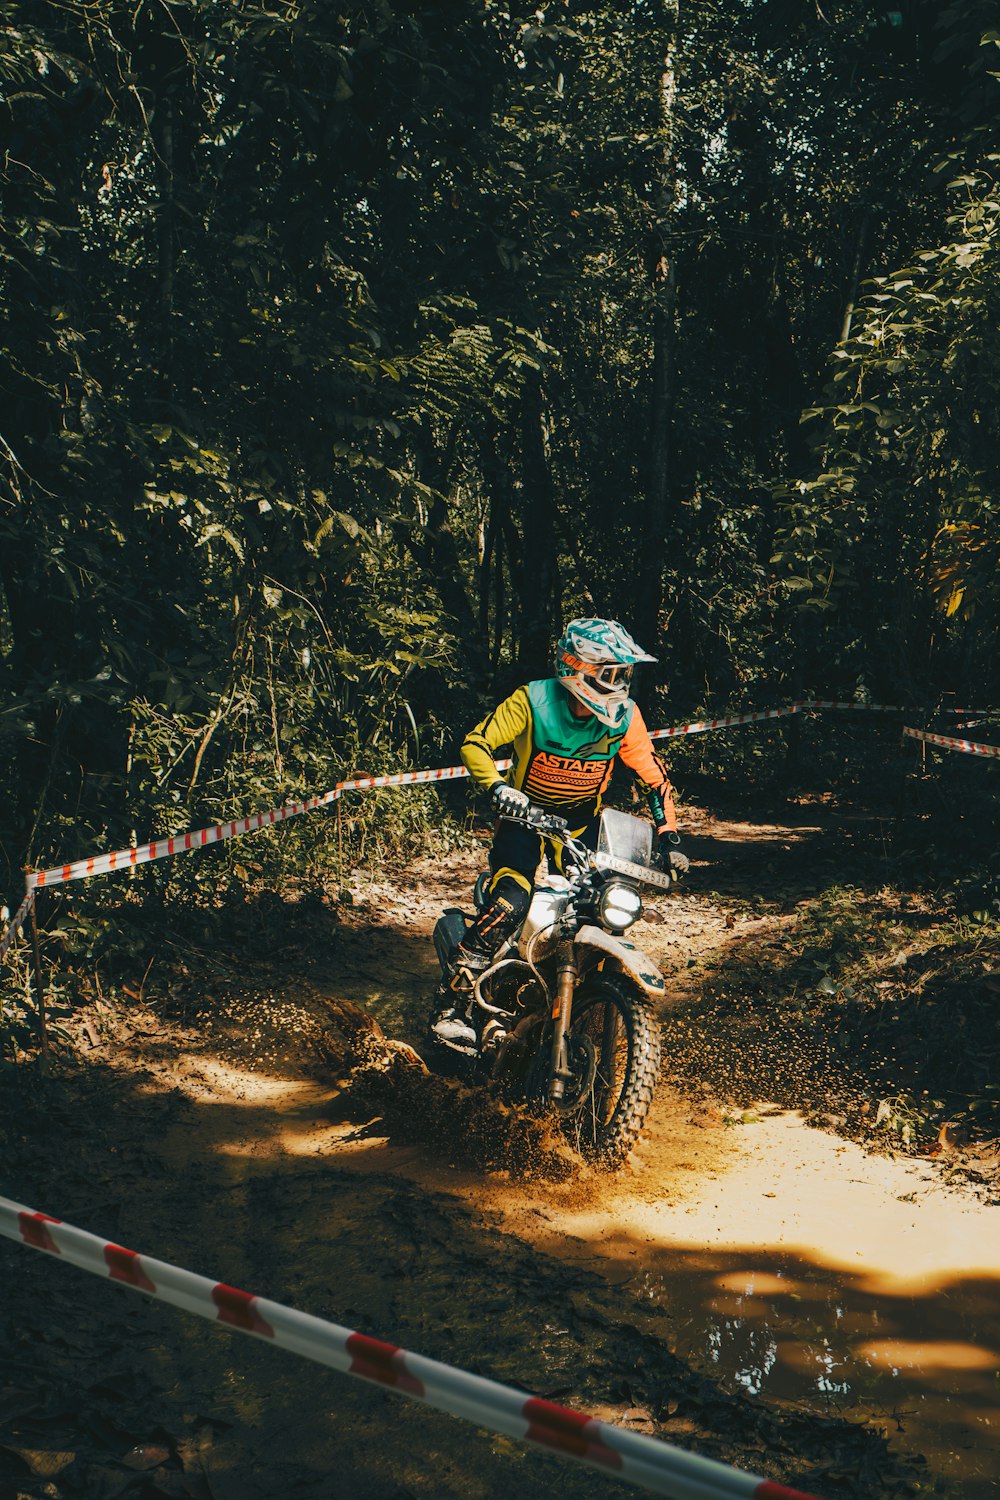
[587,662,633,691]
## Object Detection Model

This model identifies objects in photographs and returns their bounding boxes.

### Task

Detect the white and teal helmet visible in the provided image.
[555,618,656,728]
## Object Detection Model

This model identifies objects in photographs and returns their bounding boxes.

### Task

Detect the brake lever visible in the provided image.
[501,806,581,858]
[523,808,570,838]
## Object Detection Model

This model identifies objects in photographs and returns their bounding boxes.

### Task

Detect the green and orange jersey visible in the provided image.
[460,678,678,835]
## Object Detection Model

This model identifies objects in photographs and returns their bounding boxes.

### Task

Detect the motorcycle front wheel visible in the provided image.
[565,972,661,1167]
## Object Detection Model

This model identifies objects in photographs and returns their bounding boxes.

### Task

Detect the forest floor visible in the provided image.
[1,797,999,1500]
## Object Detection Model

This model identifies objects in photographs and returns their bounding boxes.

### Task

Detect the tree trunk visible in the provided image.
[838,209,872,346]
[516,366,559,679]
[638,1,680,655]
[152,95,176,392]
[403,433,488,680]
[477,420,513,671]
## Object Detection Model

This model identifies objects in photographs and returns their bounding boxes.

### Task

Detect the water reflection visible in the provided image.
[637,1260,1000,1494]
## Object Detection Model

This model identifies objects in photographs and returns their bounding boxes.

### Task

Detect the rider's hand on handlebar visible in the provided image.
[491,781,530,818]
[657,833,690,879]
[534,808,571,837]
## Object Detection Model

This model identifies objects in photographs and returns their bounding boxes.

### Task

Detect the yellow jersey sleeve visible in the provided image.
[460,687,531,791]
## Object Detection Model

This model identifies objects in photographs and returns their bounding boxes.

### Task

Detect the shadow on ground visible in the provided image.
[0,1058,925,1500]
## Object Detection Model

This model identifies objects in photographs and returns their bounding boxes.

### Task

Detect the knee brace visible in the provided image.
[464,875,532,956]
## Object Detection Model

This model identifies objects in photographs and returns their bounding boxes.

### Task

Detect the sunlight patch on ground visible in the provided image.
[696,822,822,844]
[214,1125,392,1158]
[170,1054,319,1103]
[854,1340,999,1373]
[714,1270,797,1296]
[494,1107,1000,1296]
[173,1056,310,1104]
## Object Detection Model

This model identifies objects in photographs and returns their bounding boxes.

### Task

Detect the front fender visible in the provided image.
[574,924,665,1000]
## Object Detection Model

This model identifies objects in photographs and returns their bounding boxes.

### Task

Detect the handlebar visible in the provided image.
[523,806,572,838]
[498,803,677,892]
[499,804,570,835]
[498,804,584,859]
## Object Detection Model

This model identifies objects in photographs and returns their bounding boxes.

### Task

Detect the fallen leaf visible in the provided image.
[1,1446,76,1477]
[935,1121,967,1153]
[622,1406,654,1423]
[122,1443,172,1471]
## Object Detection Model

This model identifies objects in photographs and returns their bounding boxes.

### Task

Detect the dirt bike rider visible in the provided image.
[431,617,689,1048]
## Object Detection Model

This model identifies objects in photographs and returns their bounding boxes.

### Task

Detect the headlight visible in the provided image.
[597,881,642,932]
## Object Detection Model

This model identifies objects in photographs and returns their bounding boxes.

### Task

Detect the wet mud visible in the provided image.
[0,805,997,1498]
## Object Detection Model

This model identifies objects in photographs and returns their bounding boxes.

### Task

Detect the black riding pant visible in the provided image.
[462,814,599,957]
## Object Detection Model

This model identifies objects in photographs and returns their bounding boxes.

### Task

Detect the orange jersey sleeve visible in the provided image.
[618,704,678,834]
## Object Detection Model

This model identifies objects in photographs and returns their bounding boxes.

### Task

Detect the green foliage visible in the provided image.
[663,872,1000,1154]
[0,0,997,925]
[952,859,1000,924]
[772,16,1000,702]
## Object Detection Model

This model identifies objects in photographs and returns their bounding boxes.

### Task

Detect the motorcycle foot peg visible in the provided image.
[480,1018,507,1052]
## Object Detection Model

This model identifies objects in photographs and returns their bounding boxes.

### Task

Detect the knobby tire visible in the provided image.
[567,972,661,1167]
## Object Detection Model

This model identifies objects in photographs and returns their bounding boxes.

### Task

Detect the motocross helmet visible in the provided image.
[555,618,656,729]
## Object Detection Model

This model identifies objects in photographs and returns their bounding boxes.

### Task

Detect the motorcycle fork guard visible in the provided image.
[547,947,578,1108]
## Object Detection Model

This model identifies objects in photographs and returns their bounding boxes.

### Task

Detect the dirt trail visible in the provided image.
[1,805,997,1498]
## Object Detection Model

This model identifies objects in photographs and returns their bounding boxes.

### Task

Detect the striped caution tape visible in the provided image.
[339,759,510,792]
[29,787,344,891]
[647,700,931,741]
[0,890,35,965]
[799,699,903,713]
[24,701,998,893]
[800,701,990,715]
[0,1195,820,1500]
[650,706,800,740]
[27,759,516,892]
[902,726,1000,759]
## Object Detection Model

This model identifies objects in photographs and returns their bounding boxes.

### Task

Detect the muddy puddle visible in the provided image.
[679,1261,1000,1496]
[334,1086,1000,1498]
[435,1089,1000,1500]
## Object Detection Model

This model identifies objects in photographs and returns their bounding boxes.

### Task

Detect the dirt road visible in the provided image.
[1,805,997,1498]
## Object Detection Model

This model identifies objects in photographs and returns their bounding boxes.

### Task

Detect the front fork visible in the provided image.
[547,942,578,1107]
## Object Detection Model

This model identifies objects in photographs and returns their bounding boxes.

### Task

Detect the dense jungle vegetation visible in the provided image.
[1,0,998,909]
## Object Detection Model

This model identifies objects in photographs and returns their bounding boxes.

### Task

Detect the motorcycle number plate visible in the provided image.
[593,851,674,892]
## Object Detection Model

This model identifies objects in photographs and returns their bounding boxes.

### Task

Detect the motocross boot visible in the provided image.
[430,887,525,1048]
[430,947,490,1048]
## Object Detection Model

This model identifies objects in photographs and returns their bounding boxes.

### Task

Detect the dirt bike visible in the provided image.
[430,804,673,1167]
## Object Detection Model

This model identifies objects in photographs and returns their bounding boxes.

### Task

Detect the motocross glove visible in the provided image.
[657,832,689,878]
[491,781,530,817]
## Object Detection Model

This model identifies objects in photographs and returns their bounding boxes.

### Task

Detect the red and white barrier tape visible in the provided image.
[800,701,988,715]
[26,760,516,892]
[340,760,508,792]
[650,706,799,740]
[0,890,35,965]
[22,702,997,894]
[0,1195,819,1500]
[28,788,343,891]
[648,700,963,741]
[903,726,1000,759]
[799,699,906,713]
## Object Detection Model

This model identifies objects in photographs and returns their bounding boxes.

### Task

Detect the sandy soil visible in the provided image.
[1,804,997,1498]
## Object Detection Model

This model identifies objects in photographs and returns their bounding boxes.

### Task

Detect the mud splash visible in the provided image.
[315,999,581,1181]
